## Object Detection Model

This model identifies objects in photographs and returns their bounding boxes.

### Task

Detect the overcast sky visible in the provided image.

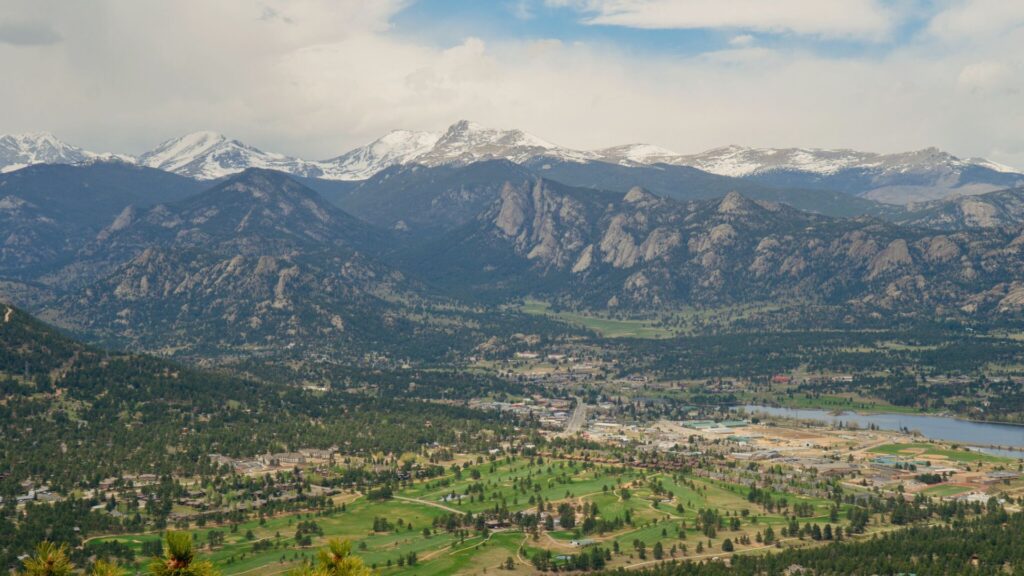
[1,0,1022,166]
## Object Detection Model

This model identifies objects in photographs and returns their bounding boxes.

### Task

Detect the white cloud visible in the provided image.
[548,0,898,40]
[728,34,755,47]
[0,0,1023,167]
[507,0,536,20]
[957,61,1017,95]
[927,0,1024,41]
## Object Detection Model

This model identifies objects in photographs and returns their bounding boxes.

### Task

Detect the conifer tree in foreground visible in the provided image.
[149,532,219,576]
[19,543,74,576]
[290,539,374,576]
[19,543,129,576]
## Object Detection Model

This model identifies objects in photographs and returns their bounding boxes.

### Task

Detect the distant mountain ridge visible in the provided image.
[408,181,1024,317]
[5,164,1024,365]
[136,131,330,180]
[0,132,131,173]
[0,163,203,275]
[47,169,410,354]
[896,187,1024,230]
[2,125,1019,204]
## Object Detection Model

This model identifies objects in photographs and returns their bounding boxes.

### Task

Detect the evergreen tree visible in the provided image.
[148,532,219,576]
[20,543,73,576]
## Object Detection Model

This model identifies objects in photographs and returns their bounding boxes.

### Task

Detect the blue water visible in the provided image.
[737,405,1024,459]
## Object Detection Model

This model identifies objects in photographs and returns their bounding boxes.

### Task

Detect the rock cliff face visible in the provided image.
[493,180,593,269]
[7,160,1024,360]
[336,160,535,234]
[426,180,1024,316]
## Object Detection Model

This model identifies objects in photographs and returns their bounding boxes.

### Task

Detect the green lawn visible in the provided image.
[921,484,973,498]
[869,443,1009,464]
[740,391,934,416]
[520,299,676,339]
[89,457,880,575]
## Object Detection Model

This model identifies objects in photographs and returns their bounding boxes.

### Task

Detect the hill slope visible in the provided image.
[896,187,1024,230]
[0,302,512,493]
[47,169,407,354]
[410,179,1024,320]
[0,162,204,274]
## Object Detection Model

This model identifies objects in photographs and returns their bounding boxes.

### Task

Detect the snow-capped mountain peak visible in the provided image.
[673,145,881,177]
[414,120,591,165]
[593,143,682,166]
[668,144,1023,180]
[666,145,1024,203]
[137,131,324,180]
[2,124,1021,199]
[138,131,230,172]
[0,131,95,173]
[320,129,440,180]
[320,120,594,179]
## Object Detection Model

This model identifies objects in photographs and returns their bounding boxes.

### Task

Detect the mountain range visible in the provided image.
[3,121,1021,204]
[48,170,410,355]
[5,124,1024,365]
[415,183,1024,318]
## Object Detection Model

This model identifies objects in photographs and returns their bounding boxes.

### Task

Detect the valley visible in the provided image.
[518,300,677,339]
[9,3,1024,574]
[4,126,1024,576]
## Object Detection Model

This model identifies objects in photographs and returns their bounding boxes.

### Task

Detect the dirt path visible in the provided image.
[542,531,579,550]
[394,495,463,515]
[228,562,297,576]
[574,489,605,507]
[516,534,530,565]
[418,542,456,561]
[647,498,683,519]
[448,531,495,555]
[3,306,12,323]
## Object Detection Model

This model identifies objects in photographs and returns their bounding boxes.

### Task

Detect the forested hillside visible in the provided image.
[0,303,517,493]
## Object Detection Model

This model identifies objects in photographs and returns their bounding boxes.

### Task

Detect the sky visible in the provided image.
[1,0,1022,166]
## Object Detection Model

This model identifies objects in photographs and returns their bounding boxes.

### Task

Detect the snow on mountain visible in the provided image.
[412,120,595,166]
[137,131,327,180]
[318,120,593,180]
[320,129,440,180]
[5,125,1021,193]
[664,145,1024,203]
[968,157,1021,174]
[671,145,880,177]
[592,143,682,166]
[0,132,131,173]
[135,122,589,181]
[668,145,1023,179]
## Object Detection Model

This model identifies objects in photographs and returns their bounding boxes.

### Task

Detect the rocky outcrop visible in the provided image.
[495,182,528,237]
[468,181,1024,316]
[492,180,592,268]
[599,214,640,268]
[867,239,913,280]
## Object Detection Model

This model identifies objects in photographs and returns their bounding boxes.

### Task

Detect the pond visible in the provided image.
[737,405,1024,459]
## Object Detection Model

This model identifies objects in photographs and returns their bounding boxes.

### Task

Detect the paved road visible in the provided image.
[563,396,588,435]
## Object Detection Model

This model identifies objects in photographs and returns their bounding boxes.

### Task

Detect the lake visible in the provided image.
[737,405,1024,459]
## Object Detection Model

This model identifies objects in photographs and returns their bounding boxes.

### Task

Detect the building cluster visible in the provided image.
[470,396,575,429]
[1,479,62,505]
[208,447,340,474]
